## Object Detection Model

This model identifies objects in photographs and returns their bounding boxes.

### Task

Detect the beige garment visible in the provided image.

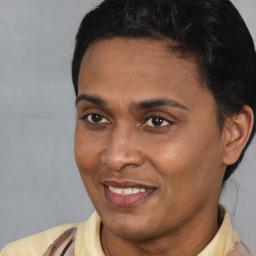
[0,206,251,256]
[43,228,77,256]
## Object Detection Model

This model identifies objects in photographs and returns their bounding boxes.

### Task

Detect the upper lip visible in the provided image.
[102,179,157,190]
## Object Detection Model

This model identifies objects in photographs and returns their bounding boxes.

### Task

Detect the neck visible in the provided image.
[100,205,220,256]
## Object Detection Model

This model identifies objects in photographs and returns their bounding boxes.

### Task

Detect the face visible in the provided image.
[75,38,226,241]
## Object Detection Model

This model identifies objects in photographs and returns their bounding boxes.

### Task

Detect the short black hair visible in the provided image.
[72,0,256,183]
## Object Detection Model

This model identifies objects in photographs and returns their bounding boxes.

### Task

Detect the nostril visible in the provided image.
[119,163,140,171]
[101,148,145,172]
[100,128,145,171]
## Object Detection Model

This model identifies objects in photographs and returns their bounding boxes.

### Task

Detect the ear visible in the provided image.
[222,106,254,165]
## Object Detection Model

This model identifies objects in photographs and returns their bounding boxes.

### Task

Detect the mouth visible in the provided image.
[102,180,156,207]
[108,186,147,195]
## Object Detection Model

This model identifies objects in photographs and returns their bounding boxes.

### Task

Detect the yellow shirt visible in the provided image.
[0,206,251,256]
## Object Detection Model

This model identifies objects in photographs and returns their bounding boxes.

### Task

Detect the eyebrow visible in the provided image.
[134,99,189,112]
[75,94,107,107]
[76,93,189,111]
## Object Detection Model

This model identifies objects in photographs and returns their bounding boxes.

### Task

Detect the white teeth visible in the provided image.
[116,188,123,195]
[108,186,146,195]
[132,188,140,194]
[126,188,133,194]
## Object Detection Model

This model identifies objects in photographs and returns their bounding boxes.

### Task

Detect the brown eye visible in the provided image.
[85,113,109,124]
[151,116,164,126]
[144,115,172,127]
[90,113,104,123]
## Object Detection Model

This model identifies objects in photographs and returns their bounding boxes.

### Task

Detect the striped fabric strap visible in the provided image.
[226,241,251,256]
[43,227,77,256]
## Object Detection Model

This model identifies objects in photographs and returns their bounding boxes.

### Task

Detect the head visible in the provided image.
[72,0,256,243]
[72,0,256,182]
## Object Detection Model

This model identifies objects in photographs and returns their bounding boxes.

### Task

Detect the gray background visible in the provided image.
[0,0,255,252]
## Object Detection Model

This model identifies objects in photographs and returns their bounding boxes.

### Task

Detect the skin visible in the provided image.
[74,38,253,256]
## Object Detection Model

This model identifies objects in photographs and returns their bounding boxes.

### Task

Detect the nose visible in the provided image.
[101,125,145,171]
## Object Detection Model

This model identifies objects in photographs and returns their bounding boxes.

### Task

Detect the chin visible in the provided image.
[101,210,163,241]
[106,223,155,241]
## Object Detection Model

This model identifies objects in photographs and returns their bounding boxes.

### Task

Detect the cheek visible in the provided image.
[74,126,104,200]
[74,124,102,171]
[149,138,223,225]
[147,125,224,196]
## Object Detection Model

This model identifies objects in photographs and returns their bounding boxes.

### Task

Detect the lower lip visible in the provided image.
[104,186,155,207]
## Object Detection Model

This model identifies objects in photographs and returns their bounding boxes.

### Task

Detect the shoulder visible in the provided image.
[0,222,82,256]
[226,241,253,256]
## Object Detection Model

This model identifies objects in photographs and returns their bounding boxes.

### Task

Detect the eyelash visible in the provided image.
[79,112,110,124]
[78,112,174,128]
[143,114,174,127]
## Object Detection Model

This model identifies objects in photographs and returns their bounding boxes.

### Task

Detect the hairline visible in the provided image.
[76,35,227,131]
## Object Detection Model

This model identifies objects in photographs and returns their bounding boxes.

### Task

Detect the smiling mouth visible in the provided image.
[102,181,156,206]
[108,186,146,195]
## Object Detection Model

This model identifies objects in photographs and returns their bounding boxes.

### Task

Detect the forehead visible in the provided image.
[78,38,214,111]
[80,38,199,80]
